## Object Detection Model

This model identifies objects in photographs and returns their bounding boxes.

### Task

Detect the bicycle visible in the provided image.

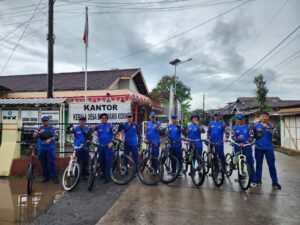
[225,141,253,191]
[182,138,205,187]
[137,141,164,185]
[160,137,181,184]
[87,141,102,191]
[202,141,224,187]
[111,138,136,185]
[17,141,37,195]
[61,141,86,192]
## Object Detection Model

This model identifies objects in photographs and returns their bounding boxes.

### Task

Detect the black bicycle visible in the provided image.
[160,138,181,184]
[87,141,102,191]
[182,138,205,187]
[111,138,136,185]
[137,141,164,185]
[203,141,224,187]
[17,141,37,195]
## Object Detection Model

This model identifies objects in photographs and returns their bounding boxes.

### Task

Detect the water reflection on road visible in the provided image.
[0,178,63,225]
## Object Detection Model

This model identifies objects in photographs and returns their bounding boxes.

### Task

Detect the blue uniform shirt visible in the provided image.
[34,125,57,151]
[188,123,204,146]
[147,121,161,144]
[167,123,182,142]
[73,125,89,147]
[208,121,225,143]
[254,122,275,149]
[96,122,113,145]
[232,124,253,144]
[123,122,139,146]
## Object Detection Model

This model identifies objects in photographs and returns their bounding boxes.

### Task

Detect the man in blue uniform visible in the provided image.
[33,116,59,184]
[188,115,206,156]
[231,114,257,188]
[145,112,161,167]
[167,115,183,171]
[253,112,281,189]
[95,113,114,183]
[119,113,140,167]
[207,113,227,168]
[67,116,90,180]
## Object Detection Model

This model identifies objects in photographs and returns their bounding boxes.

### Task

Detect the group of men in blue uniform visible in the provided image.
[34,109,281,189]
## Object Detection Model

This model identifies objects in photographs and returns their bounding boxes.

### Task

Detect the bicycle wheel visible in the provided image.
[137,157,163,185]
[238,160,251,191]
[111,154,136,185]
[62,162,81,191]
[211,157,224,187]
[225,153,233,177]
[190,156,205,186]
[161,154,180,184]
[202,151,209,175]
[27,163,34,196]
[88,157,97,191]
[182,149,189,175]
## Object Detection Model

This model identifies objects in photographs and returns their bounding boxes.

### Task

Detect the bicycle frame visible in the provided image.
[230,141,253,175]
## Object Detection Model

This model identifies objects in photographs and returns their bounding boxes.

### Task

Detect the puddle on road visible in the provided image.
[0,178,63,225]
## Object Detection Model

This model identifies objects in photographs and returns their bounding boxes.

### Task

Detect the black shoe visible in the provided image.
[42,179,49,183]
[104,179,110,184]
[272,183,281,190]
[53,178,59,184]
[256,181,262,186]
[83,175,88,180]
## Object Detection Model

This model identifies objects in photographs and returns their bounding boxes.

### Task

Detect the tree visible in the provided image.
[151,75,192,126]
[253,74,270,113]
[152,76,192,103]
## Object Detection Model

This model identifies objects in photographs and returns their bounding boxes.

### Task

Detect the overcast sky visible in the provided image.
[0,0,299,110]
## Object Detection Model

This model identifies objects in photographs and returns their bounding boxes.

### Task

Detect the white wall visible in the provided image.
[281,115,300,151]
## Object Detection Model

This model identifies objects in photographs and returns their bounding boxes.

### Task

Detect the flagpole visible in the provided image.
[84,6,88,103]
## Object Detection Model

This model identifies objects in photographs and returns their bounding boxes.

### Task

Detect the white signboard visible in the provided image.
[69,102,131,123]
[41,111,60,124]
[21,110,39,128]
[2,110,18,120]
[21,110,39,123]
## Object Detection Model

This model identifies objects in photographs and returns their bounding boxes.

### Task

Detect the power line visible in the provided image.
[215,25,300,94]
[95,0,253,66]
[0,0,44,75]
[243,0,290,51]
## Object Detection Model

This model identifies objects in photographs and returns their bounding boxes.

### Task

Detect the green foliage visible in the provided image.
[152,75,192,125]
[152,75,192,102]
[253,74,270,113]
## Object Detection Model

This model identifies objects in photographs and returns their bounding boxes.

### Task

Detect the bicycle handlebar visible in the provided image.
[182,137,208,142]
[228,140,254,147]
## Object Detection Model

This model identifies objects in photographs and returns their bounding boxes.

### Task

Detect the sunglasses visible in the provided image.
[127,116,133,118]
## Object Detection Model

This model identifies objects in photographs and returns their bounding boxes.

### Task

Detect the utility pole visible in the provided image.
[203,93,205,123]
[47,0,55,98]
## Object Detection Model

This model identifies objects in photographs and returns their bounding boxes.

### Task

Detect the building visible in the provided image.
[0,68,163,125]
[273,106,300,152]
[214,97,300,124]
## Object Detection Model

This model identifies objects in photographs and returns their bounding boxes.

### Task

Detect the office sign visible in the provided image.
[69,102,131,123]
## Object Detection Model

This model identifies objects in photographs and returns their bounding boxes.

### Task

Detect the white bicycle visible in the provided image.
[61,142,85,191]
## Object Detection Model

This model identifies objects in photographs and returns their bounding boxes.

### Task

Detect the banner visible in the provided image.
[2,110,18,120]
[21,110,39,128]
[41,111,60,126]
[68,102,131,123]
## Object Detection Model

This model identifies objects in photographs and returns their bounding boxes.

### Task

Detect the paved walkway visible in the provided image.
[96,148,300,225]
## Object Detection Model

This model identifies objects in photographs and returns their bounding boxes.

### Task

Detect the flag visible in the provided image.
[83,6,88,46]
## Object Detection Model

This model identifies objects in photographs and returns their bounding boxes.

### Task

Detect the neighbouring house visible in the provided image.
[273,106,300,152]
[214,97,300,125]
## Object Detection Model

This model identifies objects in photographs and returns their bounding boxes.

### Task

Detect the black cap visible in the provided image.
[261,111,270,116]
[100,113,108,118]
[79,116,87,121]
[190,114,200,121]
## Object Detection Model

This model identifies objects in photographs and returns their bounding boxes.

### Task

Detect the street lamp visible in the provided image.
[169,58,192,116]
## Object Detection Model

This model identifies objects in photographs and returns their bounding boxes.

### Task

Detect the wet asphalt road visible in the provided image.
[95,147,300,225]
[29,179,128,225]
